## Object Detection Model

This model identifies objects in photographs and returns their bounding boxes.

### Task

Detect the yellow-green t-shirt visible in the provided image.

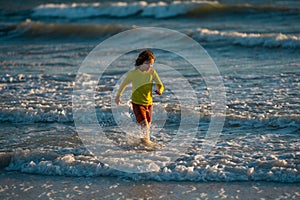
[117,68,164,106]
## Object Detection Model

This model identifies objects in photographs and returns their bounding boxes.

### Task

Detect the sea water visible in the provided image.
[0,0,299,182]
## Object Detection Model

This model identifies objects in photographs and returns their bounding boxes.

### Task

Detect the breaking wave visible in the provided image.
[193,28,300,49]
[32,1,299,19]
[2,137,300,182]
[2,20,300,49]
[1,19,129,40]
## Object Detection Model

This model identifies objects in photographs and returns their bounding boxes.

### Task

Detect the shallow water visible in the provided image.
[0,0,299,182]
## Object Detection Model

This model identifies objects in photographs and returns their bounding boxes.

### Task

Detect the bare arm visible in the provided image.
[115,73,132,105]
[153,70,164,95]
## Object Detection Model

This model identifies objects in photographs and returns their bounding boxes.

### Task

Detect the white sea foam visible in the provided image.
[0,73,299,130]
[140,1,207,18]
[193,28,300,49]
[32,1,219,19]
[7,19,300,49]
[5,133,300,182]
[1,72,299,181]
[31,1,300,20]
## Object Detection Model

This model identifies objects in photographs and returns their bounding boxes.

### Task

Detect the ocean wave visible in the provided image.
[3,139,300,182]
[193,28,300,49]
[2,19,129,40]
[32,1,218,19]
[3,20,299,45]
[31,1,299,19]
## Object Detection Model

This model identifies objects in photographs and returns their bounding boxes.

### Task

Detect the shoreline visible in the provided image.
[1,171,299,199]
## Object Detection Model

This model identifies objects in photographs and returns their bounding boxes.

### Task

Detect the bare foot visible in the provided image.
[141,138,156,147]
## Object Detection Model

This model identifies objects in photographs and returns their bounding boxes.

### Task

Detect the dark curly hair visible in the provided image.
[135,50,155,67]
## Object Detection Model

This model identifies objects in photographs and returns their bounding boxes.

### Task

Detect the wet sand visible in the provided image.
[1,171,300,200]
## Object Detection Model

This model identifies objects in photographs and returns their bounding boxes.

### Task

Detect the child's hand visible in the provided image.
[115,95,121,105]
[155,90,162,95]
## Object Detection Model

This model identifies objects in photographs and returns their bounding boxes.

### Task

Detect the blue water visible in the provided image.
[0,0,299,182]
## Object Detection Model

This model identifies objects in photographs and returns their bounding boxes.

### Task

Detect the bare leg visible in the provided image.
[140,120,154,146]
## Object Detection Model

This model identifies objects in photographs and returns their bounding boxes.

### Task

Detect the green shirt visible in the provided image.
[117,68,164,106]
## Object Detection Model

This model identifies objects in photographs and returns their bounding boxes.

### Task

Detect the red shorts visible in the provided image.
[132,103,153,124]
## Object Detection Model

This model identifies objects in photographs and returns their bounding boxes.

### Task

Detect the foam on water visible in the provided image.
[4,132,300,182]
[32,1,220,19]
[3,20,299,49]
[193,28,300,49]
[1,70,299,182]
[0,72,299,128]
[31,1,299,19]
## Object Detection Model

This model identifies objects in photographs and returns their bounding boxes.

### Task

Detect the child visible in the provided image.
[115,50,164,146]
